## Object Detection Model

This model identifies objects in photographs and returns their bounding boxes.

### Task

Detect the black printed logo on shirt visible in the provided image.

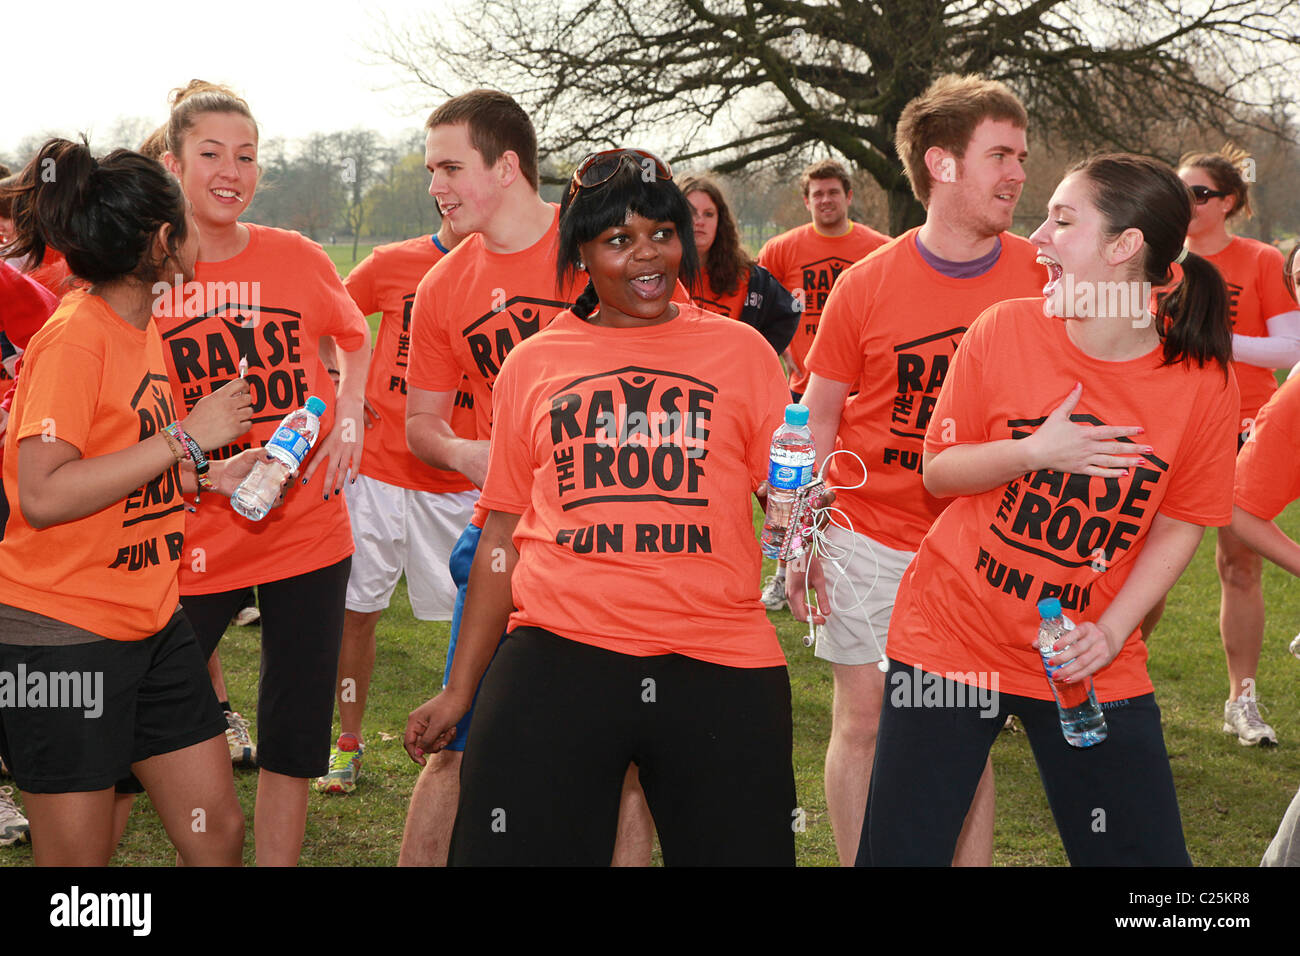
[884,326,964,474]
[461,295,572,389]
[110,372,185,571]
[798,255,857,318]
[546,366,717,554]
[971,414,1169,613]
[160,302,309,458]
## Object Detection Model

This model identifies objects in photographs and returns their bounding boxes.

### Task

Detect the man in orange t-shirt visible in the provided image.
[757,159,888,402]
[312,217,480,796]
[398,91,651,867]
[790,75,1042,867]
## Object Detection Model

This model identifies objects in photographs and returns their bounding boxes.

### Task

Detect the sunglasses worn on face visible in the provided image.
[1190,184,1231,204]
[567,149,674,203]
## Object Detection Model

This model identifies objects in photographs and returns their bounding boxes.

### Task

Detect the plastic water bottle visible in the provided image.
[231,396,327,521]
[760,404,815,559]
[1035,598,1108,748]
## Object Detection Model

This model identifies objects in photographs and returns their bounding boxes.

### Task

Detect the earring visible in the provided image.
[577,260,585,271]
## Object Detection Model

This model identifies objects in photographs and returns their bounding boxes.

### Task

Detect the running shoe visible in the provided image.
[1223,695,1278,747]
[0,786,29,847]
[761,573,787,612]
[225,710,257,766]
[315,734,363,794]
[232,605,261,627]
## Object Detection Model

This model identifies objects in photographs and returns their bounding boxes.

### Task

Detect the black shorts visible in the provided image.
[450,626,797,866]
[179,558,350,779]
[0,610,226,794]
[859,658,1191,867]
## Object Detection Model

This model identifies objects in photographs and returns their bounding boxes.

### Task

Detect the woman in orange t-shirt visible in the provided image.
[404,150,796,865]
[679,174,799,355]
[153,81,371,866]
[0,140,258,865]
[1176,146,1300,745]
[861,155,1238,866]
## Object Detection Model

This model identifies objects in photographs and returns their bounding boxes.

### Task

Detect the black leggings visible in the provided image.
[179,558,350,779]
[450,626,797,866]
[859,658,1191,867]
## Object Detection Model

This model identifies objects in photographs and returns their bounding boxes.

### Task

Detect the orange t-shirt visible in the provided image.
[806,230,1045,552]
[479,304,789,667]
[889,297,1239,701]
[153,224,370,594]
[693,272,747,320]
[757,221,888,393]
[0,290,186,640]
[406,208,586,526]
[1204,236,1296,422]
[1235,374,1300,520]
[344,235,476,493]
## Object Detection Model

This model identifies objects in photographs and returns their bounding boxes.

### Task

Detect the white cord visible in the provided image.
[793,450,887,669]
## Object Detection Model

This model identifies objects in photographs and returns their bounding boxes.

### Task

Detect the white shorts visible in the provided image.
[344,474,480,620]
[813,524,915,666]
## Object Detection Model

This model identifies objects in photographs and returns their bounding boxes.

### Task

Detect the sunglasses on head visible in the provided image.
[567,149,674,203]
[1189,184,1231,204]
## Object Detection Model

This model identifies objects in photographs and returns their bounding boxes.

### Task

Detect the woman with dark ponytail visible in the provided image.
[0,139,258,865]
[1175,145,1300,745]
[678,174,799,354]
[858,154,1237,866]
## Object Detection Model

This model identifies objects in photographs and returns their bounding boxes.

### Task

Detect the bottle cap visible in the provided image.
[1036,597,1062,619]
[305,396,327,417]
[784,403,810,427]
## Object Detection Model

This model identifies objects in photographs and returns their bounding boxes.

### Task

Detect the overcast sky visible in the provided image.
[4,0,441,155]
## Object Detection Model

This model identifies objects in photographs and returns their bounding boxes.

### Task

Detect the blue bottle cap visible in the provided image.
[305,396,327,417]
[785,403,810,427]
[1037,597,1062,619]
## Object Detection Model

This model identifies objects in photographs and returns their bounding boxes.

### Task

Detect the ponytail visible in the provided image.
[1074,153,1231,378]
[0,138,188,285]
[571,278,599,320]
[1155,251,1232,377]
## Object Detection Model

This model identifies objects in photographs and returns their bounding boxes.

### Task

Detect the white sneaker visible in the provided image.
[761,573,787,612]
[1223,695,1278,746]
[0,786,29,847]
[232,605,261,627]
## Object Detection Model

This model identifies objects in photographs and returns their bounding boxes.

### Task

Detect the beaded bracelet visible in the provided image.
[164,422,214,501]
[160,429,186,463]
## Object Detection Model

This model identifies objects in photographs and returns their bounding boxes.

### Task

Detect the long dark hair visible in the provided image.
[1073,153,1231,377]
[557,155,699,320]
[679,174,752,297]
[0,138,188,285]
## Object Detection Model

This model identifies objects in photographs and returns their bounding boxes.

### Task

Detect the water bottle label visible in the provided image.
[266,426,310,467]
[769,461,812,490]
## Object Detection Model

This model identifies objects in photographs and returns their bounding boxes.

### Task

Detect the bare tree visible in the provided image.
[377,0,1300,233]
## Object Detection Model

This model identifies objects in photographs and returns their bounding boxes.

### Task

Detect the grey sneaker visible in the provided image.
[1223,695,1278,746]
[225,710,257,766]
[0,786,30,847]
[761,573,787,611]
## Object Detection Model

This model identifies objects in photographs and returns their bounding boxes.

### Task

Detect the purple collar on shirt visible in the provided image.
[914,233,1002,279]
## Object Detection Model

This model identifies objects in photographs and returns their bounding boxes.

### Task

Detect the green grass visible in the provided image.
[5,501,1299,867]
